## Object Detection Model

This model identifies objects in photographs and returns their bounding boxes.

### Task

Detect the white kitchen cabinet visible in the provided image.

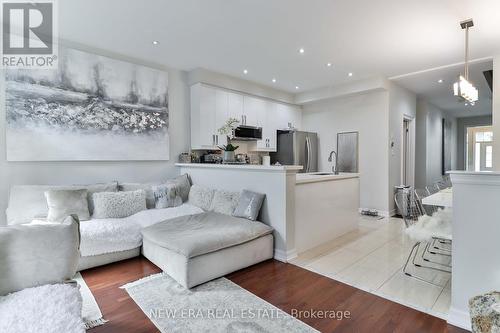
[191,83,301,151]
[227,92,243,124]
[242,96,260,127]
[256,100,277,151]
[215,89,229,146]
[190,84,226,149]
[275,103,302,130]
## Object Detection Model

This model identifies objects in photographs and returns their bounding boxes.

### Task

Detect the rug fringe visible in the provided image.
[120,272,164,290]
[85,318,108,330]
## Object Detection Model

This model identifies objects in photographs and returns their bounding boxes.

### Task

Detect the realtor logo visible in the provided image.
[1,0,58,68]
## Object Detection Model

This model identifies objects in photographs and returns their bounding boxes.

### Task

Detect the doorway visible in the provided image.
[402,117,415,186]
[466,126,493,171]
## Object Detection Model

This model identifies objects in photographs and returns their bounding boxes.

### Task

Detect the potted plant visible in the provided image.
[218,117,240,139]
[218,143,239,162]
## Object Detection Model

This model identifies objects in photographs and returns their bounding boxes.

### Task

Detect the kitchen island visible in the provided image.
[295,172,360,254]
[176,163,360,261]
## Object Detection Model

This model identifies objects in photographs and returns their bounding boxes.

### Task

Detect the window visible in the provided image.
[486,145,493,168]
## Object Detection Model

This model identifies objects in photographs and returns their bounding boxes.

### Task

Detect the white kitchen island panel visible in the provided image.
[295,174,360,254]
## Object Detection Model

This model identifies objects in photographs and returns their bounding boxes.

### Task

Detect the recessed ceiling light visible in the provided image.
[348,72,353,77]
[465,103,469,106]
[298,48,305,54]
[152,40,159,45]
[272,78,277,83]
[295,86,300,90]
[438,79,443,83]
[326,63,332,67]
[243,69,248,74]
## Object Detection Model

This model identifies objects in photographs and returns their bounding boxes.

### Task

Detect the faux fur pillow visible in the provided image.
[152,184,183,209]
[45,189,90,222]
[188,184,215,211]
[210,189,240,215]
[92,190,146,219]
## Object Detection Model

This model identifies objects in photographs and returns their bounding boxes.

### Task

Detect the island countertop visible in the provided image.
[296,172,360,184]
[176,163,303,173]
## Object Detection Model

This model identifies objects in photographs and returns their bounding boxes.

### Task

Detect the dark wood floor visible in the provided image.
[83,256,467,333]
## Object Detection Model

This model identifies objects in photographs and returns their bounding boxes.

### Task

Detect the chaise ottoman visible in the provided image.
[141,211,274,288]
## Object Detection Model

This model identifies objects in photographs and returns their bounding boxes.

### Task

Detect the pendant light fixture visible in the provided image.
[453,19,478,105]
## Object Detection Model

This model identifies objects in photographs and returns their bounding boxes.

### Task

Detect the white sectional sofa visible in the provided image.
[6,181,204,270]
[5,177,274,285]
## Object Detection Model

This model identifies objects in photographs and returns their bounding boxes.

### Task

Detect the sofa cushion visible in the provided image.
[92,190,146,219]
[187,184,215,211]
[166,174,191,202]
[209,189,240,215]
[0,216,80,296]
[152,184,183,209]
[141,211,273,258]
[6,182,118,225]
[233,190,266,221]
[45,189,90,222]
[119,183,158,209]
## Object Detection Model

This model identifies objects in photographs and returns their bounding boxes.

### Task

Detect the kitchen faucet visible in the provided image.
[328,150,339,175]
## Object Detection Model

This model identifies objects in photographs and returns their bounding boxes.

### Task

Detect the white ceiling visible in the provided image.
[392,60,493,118]
[59,0,500,93]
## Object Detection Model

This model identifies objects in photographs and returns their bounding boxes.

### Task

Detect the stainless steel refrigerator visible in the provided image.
[270,130,318,173]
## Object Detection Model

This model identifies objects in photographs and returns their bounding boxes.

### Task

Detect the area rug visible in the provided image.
[74,273,108,329]
[121,273,318,333]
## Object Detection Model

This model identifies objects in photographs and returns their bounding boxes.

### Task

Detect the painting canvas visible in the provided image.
[6,46,169,161]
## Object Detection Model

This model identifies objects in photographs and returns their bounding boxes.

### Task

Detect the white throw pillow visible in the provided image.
[210,189,240,215]
[92,190,146,219]
[45,189,90,222]
[188,184,215,211]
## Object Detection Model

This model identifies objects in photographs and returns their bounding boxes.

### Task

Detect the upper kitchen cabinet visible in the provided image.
[190,83,302,151]
[241,96,261,127]
[255,100,278,151]
[275,103,302,130]
[191,84,228,149]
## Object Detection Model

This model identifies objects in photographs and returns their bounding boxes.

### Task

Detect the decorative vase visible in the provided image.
[223,151,235,162]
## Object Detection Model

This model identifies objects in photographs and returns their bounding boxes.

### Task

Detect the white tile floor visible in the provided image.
[291,215,451,319]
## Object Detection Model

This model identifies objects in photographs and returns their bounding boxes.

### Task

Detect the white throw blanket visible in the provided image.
[0,284,85,333]
[405,208,452,242]
[78,204,203,257]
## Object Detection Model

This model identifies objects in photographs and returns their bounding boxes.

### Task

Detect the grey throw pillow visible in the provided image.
[166,174,192,202]
[188,184,215,211]
[152,184,183,209]
[92,190,146,219]
[45,189,90,222]
[233,190,265,221]
[210,189,240,215]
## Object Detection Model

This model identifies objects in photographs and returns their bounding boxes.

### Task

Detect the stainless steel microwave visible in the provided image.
[232,125,263,141]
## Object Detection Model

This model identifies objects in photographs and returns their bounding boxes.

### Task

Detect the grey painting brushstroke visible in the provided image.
[6,46,169,161]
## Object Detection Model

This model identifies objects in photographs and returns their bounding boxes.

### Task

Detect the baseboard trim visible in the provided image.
[447,307,471,331]
[274,248,298,263]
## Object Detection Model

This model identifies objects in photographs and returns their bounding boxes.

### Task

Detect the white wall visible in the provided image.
[448,172,500,330]
[414,99,457,189]
[492,54,500,170]
[301,91,391,215]
[388,82,417,214]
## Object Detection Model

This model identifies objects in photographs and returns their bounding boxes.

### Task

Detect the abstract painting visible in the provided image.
[6,46,169,161]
